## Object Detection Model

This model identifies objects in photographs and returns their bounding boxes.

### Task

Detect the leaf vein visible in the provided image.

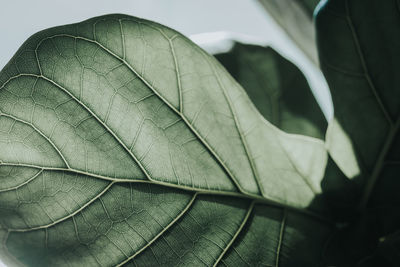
[345,0,393,126]
[0,169,43,193]
[213,201,255,267]
[7,181,114,232]
[116,193,198,266]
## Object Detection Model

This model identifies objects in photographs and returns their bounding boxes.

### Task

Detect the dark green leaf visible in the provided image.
[215,42,327,139]
[316,0,400,215]
[316,0,400,264]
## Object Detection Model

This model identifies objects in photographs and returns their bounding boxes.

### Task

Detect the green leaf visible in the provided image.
[213,41,358,220]
[257,0,319,64]
[316,0,400,264]
[214,42,327,139]
[0,14,337,266]
[316,0,400,212]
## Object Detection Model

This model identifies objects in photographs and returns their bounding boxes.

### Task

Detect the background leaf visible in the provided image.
[257,0,320,65]
[214,42,327,139]
[316,0,400,264]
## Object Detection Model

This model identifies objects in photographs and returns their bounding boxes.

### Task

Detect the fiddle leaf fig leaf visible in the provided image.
[214,42,327,139]
[0,14,335,266]
[214,41,358,220]
[316,0,400,264]
[316,0,400,209]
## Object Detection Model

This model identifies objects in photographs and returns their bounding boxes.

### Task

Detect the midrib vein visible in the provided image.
[0,162,306,216]
[0,162,145,183]
[2,71,250,198]
[0,31,332,226]
[0,35,334,240]
[0,162,330,240]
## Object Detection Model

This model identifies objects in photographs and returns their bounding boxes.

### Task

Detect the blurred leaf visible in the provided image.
[258,0,319,64]
[316,0,400,211]
[215,42,327,139]
[316,0,400,264]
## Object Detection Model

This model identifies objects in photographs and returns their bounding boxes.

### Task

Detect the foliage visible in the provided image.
[0,0,398,266]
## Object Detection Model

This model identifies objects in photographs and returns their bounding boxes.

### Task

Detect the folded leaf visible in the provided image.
[257,0,319,64]
[0,14,334,266]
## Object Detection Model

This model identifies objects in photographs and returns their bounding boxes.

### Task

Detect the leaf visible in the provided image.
[316,0,400,264]
[0,14,335,266]
[213,41,358,220]
[257,0,319,64]
[214,42,327,139]
[316,0,400,216]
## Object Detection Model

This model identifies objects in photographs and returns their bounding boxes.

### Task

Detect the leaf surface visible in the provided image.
[0,14,334,266]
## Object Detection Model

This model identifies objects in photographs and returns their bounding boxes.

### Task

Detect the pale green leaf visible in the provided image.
[0,14,335,266]
[257,0,319,64]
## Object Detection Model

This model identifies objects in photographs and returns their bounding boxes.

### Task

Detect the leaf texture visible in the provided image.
[0,14,334,266]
